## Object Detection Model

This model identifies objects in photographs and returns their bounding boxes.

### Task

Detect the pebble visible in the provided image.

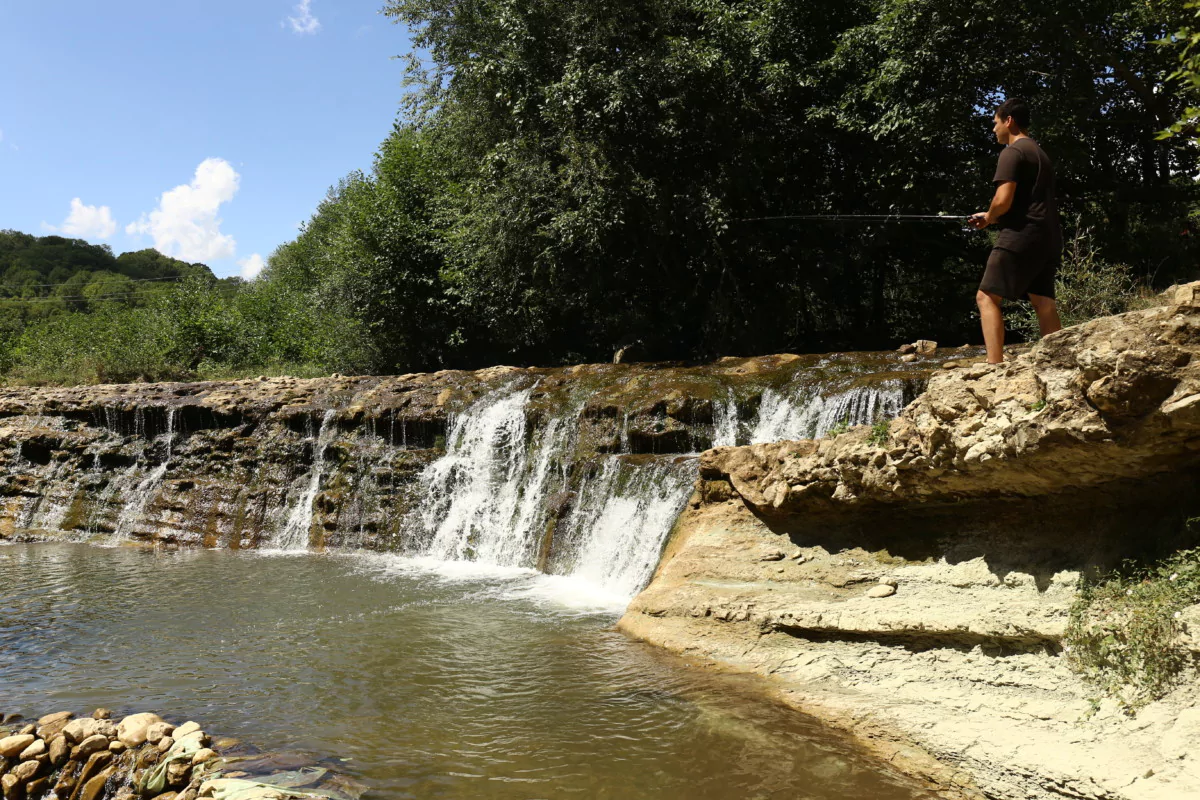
[2,774,19,799]
[0,734,35,759]
[108,741,127,754]
[91,709,112,720]
[900,354,918,363]
[867,584,897,598]
[880,577,899,587]
[157,736,175,753]
[941,362,959,370]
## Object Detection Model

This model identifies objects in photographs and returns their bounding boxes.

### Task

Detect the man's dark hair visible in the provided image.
[996,98,1031,131]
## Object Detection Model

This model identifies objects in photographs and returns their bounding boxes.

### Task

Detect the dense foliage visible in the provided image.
[8,0,1200,383]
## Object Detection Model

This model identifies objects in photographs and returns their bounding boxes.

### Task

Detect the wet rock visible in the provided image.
[11,761,39,784]
[74,751,113,793]
[18,740,45,761]
[0,736,35,759]
[867,584,896,598]
[156,737,175,754]
[63,718,99,744]
[24,778,47,800]
[152,792,178,800]
[90,710,111,721]
[117,713,163,747]
[191,749,217,766]
[209,738,239,751]
[174,731,209,750]
[16,727,33,737]
[107,741,126,754]
[897,344,916,355]
[34,713,70,730]
[71,735,108,760]
[1,774,21,800]
[175,789,197,800]
[76,767,114,800]
[900,354,918,364]
[48,737,69,767]
[145,722,176,745]
[165,760,191,788]
[914,340,938,356]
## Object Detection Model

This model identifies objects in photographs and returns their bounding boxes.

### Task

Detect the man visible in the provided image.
[969,98,1063,364]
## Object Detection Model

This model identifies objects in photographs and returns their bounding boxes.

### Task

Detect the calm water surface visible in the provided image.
[0,543,933,799]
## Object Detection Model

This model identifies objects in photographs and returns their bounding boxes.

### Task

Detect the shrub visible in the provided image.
[1064,523,1200,712]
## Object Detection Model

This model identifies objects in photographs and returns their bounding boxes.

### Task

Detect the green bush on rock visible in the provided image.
[1065,522,1200,712]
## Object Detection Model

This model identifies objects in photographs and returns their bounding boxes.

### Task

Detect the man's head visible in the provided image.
[993,98,1030,144]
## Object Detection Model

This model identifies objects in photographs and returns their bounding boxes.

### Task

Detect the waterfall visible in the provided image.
[275,409,338,551]
[750,381,906,444]
[405,386,694,599]
[712,390,739,447]
[556,457,696,600]
[112,408,176,542]
[411,387,571,566]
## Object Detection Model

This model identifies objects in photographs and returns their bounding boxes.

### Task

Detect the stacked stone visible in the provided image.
[0,711,217,800]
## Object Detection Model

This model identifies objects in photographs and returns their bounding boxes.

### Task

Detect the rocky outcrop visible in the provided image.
[0,353,926,552]
[621,283,1200,799]
[0,709,363,800]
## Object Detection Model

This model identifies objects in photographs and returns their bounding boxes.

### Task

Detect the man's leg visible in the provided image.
[1028,293,1062,337]
[976,289,1005,364]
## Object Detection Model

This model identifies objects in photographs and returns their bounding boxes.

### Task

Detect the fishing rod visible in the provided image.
[737,213,971,223]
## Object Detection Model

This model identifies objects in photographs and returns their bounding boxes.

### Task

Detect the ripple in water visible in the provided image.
[0,543,937,800]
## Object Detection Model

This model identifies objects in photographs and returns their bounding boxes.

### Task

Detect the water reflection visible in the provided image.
[0,543,934,799]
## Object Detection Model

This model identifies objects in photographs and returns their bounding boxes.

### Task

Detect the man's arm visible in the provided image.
[969,181,1016,229]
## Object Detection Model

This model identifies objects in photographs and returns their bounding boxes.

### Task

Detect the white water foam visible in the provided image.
[712,390,739,447]
[275,409,338,551]
[750,382,905,443]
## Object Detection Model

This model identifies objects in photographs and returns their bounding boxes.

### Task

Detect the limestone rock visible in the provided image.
[18,740,45,761]
[2,774,20,800]
[191,749,217,766]
[156,737,175,754]
[867,584,896,598]
[48,737,68,767]
[74,751,113,793]
[11,760,39,783]
[34,713,71,742]
[71,735,108,760]
[145,722,175,745]
[107,741,126,754]
[171,722,200,740]
[0,735,35,758]
[62,718,98,745]
[90,710,111,721]
[1160,707,1200,761]
[914,340,938,356]
[117,713,163,747]
[166,760,191,788]
[76,767,114,800]
[34,713,70,730]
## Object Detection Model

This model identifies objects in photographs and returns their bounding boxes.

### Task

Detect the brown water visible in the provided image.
[0,543,934,799]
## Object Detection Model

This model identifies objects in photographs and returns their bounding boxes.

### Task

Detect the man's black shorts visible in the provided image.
[979,246,1058,301]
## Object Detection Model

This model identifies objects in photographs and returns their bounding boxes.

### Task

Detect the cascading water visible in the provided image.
[750,381,906,444]
[554,457,696,600]
[404,386,696,600]
[113,408,176,542]
[275,409,338,551]
[712,390,740,447]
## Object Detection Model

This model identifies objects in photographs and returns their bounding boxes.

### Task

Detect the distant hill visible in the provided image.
[0,230,215,300]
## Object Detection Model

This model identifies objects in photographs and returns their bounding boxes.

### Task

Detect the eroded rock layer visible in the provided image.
[620,284,1200,800]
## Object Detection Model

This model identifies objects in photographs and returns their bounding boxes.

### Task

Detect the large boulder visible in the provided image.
[116,712,164,747]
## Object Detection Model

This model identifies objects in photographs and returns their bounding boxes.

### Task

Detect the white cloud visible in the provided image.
[286,0,320,35]
[238,253,265,280]
[47,198,118,239]
[126,158,240,262]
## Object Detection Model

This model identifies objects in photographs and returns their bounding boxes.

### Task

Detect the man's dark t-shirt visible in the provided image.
[992,137,1062,256]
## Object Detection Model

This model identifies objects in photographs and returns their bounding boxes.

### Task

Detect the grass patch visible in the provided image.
[866,419,891,446]
[1064,520,1200,712]
[826,416,851,437]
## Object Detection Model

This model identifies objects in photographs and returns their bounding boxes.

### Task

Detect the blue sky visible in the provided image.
[0,1,416,278]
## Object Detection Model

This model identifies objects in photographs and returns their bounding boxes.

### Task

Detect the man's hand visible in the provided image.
[968,213,991,229]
